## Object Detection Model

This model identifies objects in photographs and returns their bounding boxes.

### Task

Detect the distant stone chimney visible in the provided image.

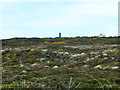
[59,33,61,38]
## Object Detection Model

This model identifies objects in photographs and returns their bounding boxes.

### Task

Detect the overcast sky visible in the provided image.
[0,0,118,39]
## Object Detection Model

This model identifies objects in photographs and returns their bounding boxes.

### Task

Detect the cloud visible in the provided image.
[103,26,118,36]
[1,0,119,3]
[67,0,118,16]
[22,1,117,30]
[23,12,90,30]
[0,3,2,34]
[1,0,118,39]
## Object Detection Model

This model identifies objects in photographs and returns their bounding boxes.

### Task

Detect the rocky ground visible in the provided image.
[1,37,120,88]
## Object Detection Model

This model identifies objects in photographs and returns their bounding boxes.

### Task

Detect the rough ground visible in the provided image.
[1,37,120,88]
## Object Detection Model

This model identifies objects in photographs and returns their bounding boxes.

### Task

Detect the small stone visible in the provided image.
[53,66,58,69]
[94,65,102,69]
[42,49,47,52]
[22,70,27,73]
[83,65,89,68]
[47,61,50,63]
[80,53,85,56]
[111,66,118,69]
[103,53,107,56]
[45,66,49,68]
[40,58,46,62]
[112,57,115,60]
[104,57,108,60]
[20,64,24,67]
[31,63,37,66]
[95,55,99,58]
[64,52,69,55]
[31,49,35,51]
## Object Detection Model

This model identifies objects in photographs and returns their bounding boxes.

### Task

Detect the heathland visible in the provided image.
[1,36,120,88]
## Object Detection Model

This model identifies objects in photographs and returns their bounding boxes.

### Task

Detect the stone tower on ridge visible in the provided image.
[59,33,61,38]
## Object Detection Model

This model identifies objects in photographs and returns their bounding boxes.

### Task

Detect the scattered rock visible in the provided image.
[53,66,59,69]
